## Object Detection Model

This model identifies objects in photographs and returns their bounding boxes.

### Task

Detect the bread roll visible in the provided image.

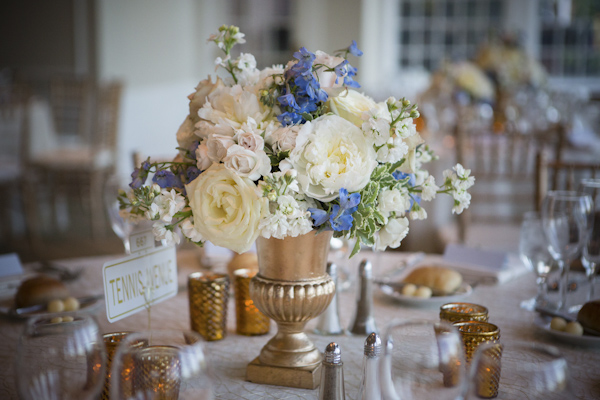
[577,300,600,332]
[15,276,69,308]
[403,265,463,294]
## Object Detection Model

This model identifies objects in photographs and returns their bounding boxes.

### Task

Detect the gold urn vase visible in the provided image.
[246,230,335,389]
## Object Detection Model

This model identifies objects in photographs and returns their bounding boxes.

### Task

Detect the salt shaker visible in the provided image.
[348,259,377,335]
[314,262,344,335]
[357,332,382,400]
[318,342,346,400]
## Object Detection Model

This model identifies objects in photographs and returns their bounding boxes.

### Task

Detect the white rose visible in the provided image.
[377,188,410,214]
[375,217,409,251]
[188,76,225,123]
[206,133,236,163]
[328,90,377,127]
[222,145,271,181]
[195,143,212,171]
[234,128,264,152]
[288,114,377,202]
[186,164,267,253]
[267,125,300,152]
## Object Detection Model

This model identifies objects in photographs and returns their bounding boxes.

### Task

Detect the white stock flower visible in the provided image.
[328,89,377,127]
[362,105,392,146]
[452,191,472,214]
[394,118,418,139]
[421,175,439,201]
[153,189,186,223]
[377,188,410,215]
[181,218,204,242]
[409,205,427,220]
[119,209,145,223]
[376,136,409,163]
[375,217,409,251]
[152,222,181,245]
[186,164,267,253]
[222,145,271,180]
[259,211,290,239]
[288,114,377,201]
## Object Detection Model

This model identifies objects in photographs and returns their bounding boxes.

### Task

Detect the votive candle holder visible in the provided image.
[188,272,230,341]
[234,269,270,336]
[440,302,489,324]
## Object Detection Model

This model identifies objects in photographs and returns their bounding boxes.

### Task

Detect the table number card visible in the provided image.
[102,245,178,323]
[129,229,155,254]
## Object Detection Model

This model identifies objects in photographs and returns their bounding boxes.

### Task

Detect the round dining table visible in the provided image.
[0,249,598,399]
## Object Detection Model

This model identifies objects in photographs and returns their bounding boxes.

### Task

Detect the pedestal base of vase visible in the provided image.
[246,357,321,389]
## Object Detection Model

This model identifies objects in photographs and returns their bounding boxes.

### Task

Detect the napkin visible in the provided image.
[442,244,529,284]
[0,253,24,299]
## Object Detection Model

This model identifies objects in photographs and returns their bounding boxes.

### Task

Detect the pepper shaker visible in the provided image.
[314,262,344,335]
[348,259,377,335]
[358,332,382,400]
[318,342,346,400]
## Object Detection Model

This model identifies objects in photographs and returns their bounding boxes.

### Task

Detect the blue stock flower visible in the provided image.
[129,160,151,189]
[348,40,363,57]
[152,170,183,189]
[393,171,416,187]
[309,208,330,227]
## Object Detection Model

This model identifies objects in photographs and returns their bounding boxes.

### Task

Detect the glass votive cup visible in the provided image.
[440,302,489,324]
[188,272,230,341]
[453,320,500,364]
[234,268,270,336]
[101,332,148,400]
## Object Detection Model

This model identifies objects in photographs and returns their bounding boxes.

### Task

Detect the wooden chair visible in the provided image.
[441,122,565,252]
[535,151,600,211]
[49,75,93,142]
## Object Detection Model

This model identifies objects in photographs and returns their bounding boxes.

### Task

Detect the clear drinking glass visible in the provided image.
[15,313,106,400]
[104,175,135,254]
[110,329,212,400]
[518,211,556,310]
[379,319,467,400]
[541,191,593,311]
[468,342,571,399]
[579,178,600,301]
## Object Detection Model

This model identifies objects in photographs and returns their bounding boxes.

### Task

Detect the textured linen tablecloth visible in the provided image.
[1,250,599,400]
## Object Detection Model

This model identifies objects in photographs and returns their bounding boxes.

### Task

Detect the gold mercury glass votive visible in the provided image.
[188,272,230,341]
[234,268,270,336]
[133,345,181,400]
[453,321,500,364]
[101,332,147,400]
[440,302,489,323]
[472,343,503,399]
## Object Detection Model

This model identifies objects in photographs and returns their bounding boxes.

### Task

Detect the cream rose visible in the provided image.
[222,145,270,181]
[288,114,377,202]
[186,164,267,253]
[176,117,196,151]
[188,76,225,123]
[328,89,377,127]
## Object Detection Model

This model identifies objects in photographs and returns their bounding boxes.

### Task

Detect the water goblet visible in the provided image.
[379,319,467,400]
[578,178,600,301]
[110,329,212,400]
[518,211,556,310]
[541,190,593,311]
[467,342,571,399]
[15,313,106,400]
[104,174,135,254]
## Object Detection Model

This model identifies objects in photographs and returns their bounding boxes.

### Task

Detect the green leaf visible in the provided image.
[349,239,362,258]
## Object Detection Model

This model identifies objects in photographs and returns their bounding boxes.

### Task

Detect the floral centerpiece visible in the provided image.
[119,25,474,257]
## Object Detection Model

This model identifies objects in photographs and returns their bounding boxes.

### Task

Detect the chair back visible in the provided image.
[50,75,93,141]
[93,81,122,151]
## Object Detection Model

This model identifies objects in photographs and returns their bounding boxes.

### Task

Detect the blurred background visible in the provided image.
[1,0,599,262]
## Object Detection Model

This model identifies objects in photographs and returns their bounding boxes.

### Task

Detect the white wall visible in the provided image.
[95,0,226,180]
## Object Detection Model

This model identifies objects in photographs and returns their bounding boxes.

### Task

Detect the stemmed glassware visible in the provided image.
[110,329,212,400]
[379,319,467,400]
[518,211,556,310]
[541,190,593,311]
[104,174,135,254]
[578,179,600,301]
[15,313,106,400]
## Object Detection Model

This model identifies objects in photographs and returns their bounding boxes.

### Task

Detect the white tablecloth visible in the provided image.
[1,250,599,399]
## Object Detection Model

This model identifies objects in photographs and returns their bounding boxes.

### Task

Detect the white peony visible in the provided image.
[188,76,226,123]
[328,89,377,127]
[222,145,271,181]
[375,217,409,251]
[288,114,377,202]
[186,164,267,253]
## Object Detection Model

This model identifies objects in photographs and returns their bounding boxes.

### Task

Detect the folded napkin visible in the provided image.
[441,244,529,284]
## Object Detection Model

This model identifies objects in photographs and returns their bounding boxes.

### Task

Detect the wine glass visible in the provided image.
[518,211,556,310]
[329,236,357,291]
[104,174,135,254]
[468,342,571,399]
[579,178,600,301]
[15,313,106,400]
[379,319,467,400]
[541,190,593,311]
[110,329,212,400]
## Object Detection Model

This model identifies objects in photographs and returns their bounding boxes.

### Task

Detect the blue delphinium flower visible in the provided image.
[309,208,330,227]
[277,93,300,110]
[152,170,184,189]
[278,111,303,126]
[308,189,361,231]
[293,47,315,68]
[348,40,363,57]
[130,160,151,189]
[393,171,416,187]
[186,166,201,183]
[188,141,200,160]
